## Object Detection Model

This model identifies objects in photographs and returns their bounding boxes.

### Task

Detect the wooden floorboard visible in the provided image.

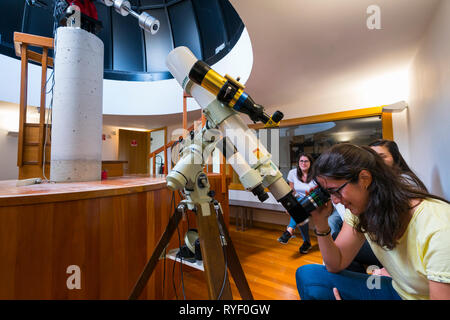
[172,224,323,300]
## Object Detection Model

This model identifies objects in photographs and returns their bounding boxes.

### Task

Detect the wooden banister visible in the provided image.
[38,47,49,166]
[149,140,177,159]
[17,43,28,167]
[220,154,226,194]
[14,32,54,67]
[163,144,168,174]
[14,32,54,50]
[14,32,54,171]
[183,92,189,131]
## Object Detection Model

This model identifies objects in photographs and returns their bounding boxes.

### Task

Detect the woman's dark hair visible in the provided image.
[296,152,314,183]
[312,143,449,250]
[369,139,428,192]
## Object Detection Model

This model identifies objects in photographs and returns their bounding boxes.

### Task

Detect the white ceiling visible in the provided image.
[103,108,201,130]
[5,1,438,129]
[230,0,440,118]
[105,0,441,128]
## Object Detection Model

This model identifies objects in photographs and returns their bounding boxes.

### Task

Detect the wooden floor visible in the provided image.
[174,224,323,300]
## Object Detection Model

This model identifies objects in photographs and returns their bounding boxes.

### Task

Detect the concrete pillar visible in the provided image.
[50,27,104,182]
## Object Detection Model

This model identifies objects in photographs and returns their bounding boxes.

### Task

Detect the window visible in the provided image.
[230,108,390,189]
[276,116,382,179]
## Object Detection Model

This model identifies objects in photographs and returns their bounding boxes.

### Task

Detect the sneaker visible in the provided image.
[299,241,312,254]
[278,231,294,244]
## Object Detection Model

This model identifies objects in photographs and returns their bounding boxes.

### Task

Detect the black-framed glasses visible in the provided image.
[326,181,350,199]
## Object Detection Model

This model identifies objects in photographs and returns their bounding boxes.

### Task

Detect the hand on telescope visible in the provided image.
[309,199,333,233]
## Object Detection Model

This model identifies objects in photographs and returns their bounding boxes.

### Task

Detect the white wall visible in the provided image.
[0,101,22,180]
[101,125,119,160]
[255,2,450,200]
[0,101,47,180]
[406,0,450,199]
[0,103,195,179]
[0,132,18,180]
[0,28,253,116]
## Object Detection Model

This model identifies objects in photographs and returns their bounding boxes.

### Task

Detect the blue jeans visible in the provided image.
[327,209,343,240]
[296,264,402,300]
[288,217,310,243]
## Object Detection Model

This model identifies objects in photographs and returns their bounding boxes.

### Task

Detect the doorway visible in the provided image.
[149,127,167,175]
[118,129,150,174]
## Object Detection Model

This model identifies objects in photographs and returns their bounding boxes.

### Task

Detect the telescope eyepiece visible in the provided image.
[272,111,284,123]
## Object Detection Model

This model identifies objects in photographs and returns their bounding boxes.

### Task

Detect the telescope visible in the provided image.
[166,47,330,225]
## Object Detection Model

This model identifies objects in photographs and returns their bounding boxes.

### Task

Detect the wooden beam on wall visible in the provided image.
[183,93,188,131]
[381,112,394,140]
[249,107,383,130]
[38,47,48,166]
[17,44,29,167]
[230,106,394,191]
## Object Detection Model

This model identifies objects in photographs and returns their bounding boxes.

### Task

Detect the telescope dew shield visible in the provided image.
[189,60,225,97]
[188,61,279,124]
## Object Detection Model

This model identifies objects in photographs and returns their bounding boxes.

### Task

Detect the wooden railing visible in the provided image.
[149,119,197,175]
[149,140,173,175]
[14,32,54,179]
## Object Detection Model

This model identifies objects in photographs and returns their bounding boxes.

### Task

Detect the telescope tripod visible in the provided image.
[129,196,253,300]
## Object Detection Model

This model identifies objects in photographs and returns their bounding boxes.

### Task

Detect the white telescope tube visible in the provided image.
[166,46,216,107]
[219,114,271,168]
[166,47,271,168]
[166,46,314,224]
[167,47,266,194]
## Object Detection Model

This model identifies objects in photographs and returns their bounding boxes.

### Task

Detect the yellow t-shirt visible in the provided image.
[344,198,450,300]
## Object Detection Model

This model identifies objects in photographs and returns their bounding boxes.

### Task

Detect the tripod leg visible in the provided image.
[216,205,254,300]
[129,209,182,300]
[196,203,233,300]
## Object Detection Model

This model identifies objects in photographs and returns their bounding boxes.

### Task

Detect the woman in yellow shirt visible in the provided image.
[296,143,450,300]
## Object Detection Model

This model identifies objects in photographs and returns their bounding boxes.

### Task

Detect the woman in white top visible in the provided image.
[278,153,316,254]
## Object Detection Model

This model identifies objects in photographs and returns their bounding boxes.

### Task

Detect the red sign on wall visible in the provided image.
[131,139,138,147]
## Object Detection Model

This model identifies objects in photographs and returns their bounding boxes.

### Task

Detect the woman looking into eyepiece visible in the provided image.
[295,143,450,300]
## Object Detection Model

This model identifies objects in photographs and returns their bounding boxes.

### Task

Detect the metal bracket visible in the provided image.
[66,5,81,28]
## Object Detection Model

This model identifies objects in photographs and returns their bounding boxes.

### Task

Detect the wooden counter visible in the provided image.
[0,174,229,299]
[0,176,178,300]
[0,175,166,206]
[101,160,128,177]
